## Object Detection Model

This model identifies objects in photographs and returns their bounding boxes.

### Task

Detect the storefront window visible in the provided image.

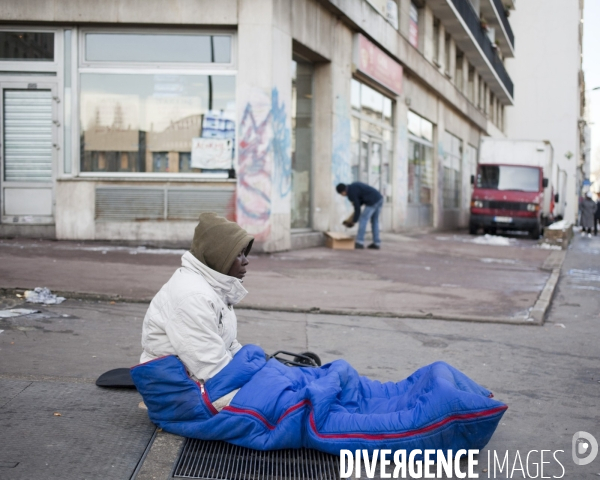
[0,31,54,61]
[85,33,231,64]
[291,58,313,229]
[79,73,235,173]
[407,111,434,205]
[443,131,462,209]
[350,79,393,200]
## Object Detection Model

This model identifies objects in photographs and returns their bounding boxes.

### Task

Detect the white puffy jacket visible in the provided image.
[140,251,246,383]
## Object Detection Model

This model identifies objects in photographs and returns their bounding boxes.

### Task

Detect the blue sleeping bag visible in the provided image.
[131,345,506,455]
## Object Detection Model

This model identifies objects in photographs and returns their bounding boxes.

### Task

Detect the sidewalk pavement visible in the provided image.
[0,235,598,479]
[0,232,563,323]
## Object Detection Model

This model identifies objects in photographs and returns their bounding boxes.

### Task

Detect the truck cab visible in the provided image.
[470,139,555,239]
[469,164,548,238]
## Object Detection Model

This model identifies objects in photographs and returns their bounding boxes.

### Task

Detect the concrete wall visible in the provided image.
[505,0,582,223]
[0,0,238,25]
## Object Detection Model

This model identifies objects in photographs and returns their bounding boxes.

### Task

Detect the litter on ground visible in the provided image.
[0,308,40,318]
[24,287,66,305]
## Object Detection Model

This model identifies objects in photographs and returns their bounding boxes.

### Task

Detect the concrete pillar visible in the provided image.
[393,95,409,231]
[422,6,434,62]
[236,0,293,252]
[328,20,354,231]
[434,99,445,229]
[398,0,411,40]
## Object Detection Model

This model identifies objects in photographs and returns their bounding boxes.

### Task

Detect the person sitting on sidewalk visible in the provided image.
[139,212,253,411]
[336,181,383,249]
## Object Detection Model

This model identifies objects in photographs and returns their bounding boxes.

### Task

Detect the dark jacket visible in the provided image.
[579,197,597,229]
[596,200,600,220]
[346,182,383,222]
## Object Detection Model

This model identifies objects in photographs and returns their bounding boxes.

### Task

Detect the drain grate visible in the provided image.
[173,439,340,480]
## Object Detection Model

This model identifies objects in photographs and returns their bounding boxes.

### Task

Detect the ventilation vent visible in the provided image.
[167,188,234,220]
[96,187,164,221]
[173,439,339,480]
[95,186,235,222]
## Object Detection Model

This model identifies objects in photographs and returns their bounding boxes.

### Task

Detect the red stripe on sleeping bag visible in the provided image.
[308,405,508,440]
[223,399,310,430]
[224,406,277,430]
[223,401,507,441]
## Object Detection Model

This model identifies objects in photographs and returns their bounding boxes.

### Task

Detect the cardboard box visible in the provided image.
[324,231,355,250]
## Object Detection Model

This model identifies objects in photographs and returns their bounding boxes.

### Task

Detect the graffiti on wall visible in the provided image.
[271,88,292,200]
[237,87,291,241]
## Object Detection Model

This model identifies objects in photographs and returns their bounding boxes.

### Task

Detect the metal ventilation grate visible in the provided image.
[173,439,340,480]
[95,186,235,222]
[167,188,234,220]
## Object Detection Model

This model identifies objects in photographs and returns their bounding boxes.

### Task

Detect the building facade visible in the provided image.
[0,0,515,251]
[504,0,585,223]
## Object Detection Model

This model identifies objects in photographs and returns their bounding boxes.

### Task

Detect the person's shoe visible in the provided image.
[581,231,586,237]
[354,242,365,249]
[367,243,380,250]
[588,233,592,238]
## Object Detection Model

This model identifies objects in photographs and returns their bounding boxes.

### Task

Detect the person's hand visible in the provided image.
[342,220,355,228]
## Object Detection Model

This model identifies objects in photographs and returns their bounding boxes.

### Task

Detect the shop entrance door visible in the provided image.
[359,136,384,193]
[0,81,58,225]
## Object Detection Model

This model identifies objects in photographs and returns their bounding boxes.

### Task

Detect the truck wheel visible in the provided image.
[529,224,541,240]
[469,222,477,235]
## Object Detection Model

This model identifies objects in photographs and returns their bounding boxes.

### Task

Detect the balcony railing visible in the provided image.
[492,0,514,48]
[450,0,514,99]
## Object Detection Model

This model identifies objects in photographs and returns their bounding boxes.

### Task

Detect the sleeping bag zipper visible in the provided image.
[198,380,219,415]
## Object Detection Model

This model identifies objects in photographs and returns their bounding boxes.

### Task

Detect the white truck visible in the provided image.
[470,139,557,239]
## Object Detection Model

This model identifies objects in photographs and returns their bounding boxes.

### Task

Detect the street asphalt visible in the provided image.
[0,234,598,479]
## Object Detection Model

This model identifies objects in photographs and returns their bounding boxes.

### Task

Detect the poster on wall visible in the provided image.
[191,137,233,169]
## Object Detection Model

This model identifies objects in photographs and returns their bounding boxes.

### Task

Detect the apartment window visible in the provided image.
[443,131,462,209]
[489,93,495,120]
[0,31,54,61]
[409,2,419,48]
[79,31,236,175]
[433,19,441,65]
[467,65,475,102]
[407,111,434,206]
[478,76,484,110]
[455,50,464,91]
[444,34,451,75]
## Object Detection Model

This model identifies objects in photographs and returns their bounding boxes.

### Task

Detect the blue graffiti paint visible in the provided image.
[271,88,292,199]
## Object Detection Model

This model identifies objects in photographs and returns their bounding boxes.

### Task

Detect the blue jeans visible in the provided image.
[356,198,383,246]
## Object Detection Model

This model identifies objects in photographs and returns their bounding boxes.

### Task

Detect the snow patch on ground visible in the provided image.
[538,243,563,250]
[471,234,514,246]
[480,258,519,264]
[547,220,572,230]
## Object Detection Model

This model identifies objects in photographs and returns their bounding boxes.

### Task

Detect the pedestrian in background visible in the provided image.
[579,191,597,238]
[595,192,600,236]
[336,182,383,249]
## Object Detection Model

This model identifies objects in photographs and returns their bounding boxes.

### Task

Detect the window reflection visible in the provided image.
[0,32,54,61]
[80,73,236,173]
[85,33,231,63]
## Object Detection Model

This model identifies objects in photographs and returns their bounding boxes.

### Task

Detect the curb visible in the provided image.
[528,250,567,325]
[2,248,568,327]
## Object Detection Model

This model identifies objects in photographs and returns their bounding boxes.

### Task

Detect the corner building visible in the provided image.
[0,0,515,251]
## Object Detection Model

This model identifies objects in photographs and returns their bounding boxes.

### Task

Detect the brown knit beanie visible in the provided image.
[190,213,254,275]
